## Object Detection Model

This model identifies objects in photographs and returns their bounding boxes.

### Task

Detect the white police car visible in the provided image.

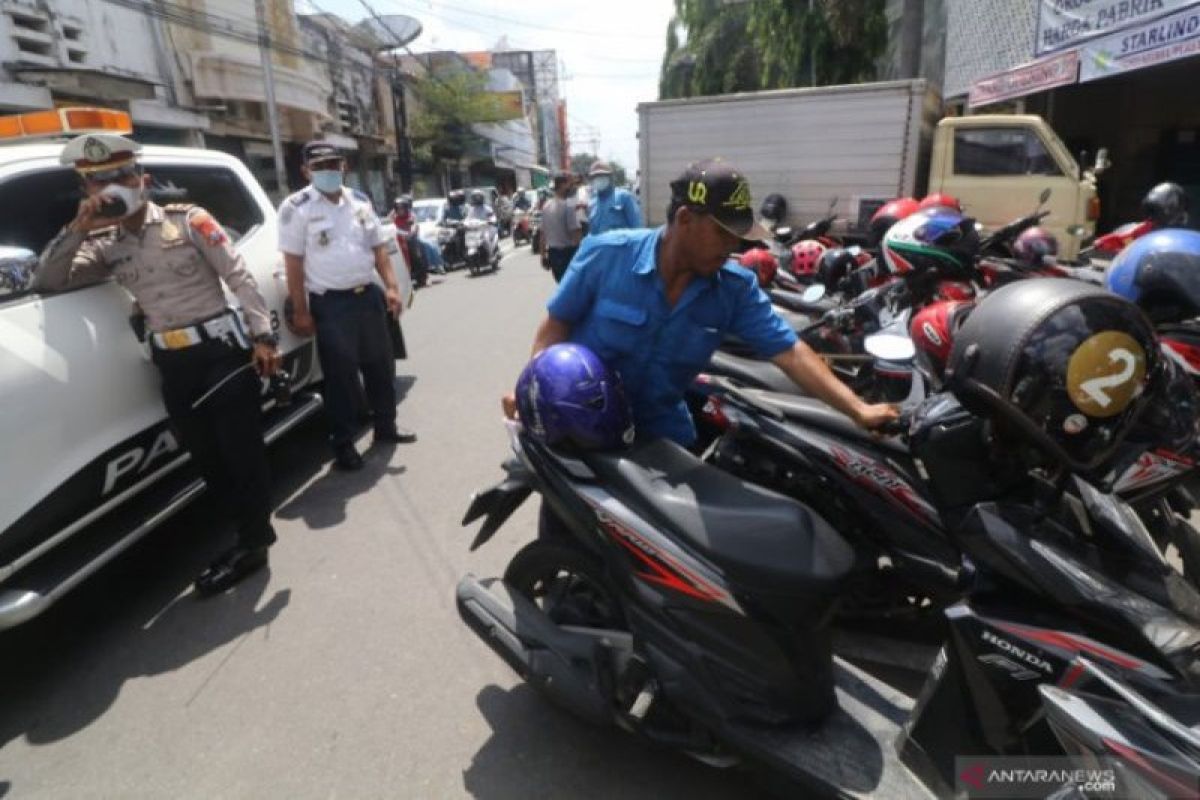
[0,108,409,629]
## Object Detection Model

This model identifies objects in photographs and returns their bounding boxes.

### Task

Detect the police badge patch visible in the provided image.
[83,136,111,163]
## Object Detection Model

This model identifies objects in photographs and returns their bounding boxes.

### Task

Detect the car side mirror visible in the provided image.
[0,246,37,298]
[1092,148,1110,176]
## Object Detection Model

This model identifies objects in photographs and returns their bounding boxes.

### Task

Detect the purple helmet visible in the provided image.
[515,343,634,450]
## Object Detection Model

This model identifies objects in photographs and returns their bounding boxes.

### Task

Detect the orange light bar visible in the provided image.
[0,107,133,142]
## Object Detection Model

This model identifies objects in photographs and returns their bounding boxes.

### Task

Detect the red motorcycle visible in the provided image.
[1081,181,1189,260]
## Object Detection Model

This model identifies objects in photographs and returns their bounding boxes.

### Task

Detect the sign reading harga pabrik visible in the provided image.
[1036,0,1199,56]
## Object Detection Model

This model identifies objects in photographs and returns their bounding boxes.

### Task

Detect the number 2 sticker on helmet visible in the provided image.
[1066,331,1147,418]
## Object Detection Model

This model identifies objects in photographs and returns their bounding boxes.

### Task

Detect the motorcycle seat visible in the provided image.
[748,390,909,455]
[708,350,808,396]
[584,439,855,595]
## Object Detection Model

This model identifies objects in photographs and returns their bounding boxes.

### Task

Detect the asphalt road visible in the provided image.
[0,244,760,799]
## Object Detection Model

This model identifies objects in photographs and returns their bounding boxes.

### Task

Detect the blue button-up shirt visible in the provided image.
[548,227,798,446]
[588,187,642,235]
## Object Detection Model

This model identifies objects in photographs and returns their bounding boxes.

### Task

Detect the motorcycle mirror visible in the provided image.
[774,226,793,241]
[864,333,915,363]
[0,245,37,298]
[827,196,838,213]
[801,284,826,304]
[1094,147,1110,175]
[1038,188,1052,205]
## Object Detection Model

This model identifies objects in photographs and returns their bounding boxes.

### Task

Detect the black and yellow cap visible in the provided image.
[670,158,771,242]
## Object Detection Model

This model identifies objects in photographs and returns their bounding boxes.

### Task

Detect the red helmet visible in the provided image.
[935,280,976,302]
[790,240,827,277]
[919,193,963,213]
[868,197,921,246]
[1012,226,1059,267]
[738,247,778,287]
[910,300,975,378]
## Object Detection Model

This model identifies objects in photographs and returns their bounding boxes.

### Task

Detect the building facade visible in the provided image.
[943,0,1200,229]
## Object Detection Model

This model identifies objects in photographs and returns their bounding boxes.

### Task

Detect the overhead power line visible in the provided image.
[383,0,659,40]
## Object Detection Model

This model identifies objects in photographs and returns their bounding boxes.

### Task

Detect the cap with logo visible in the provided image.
[303,140,342,165]
[670,158,771,242]
[60,133,142,174]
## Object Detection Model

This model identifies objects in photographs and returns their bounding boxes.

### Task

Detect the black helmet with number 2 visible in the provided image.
[946,279,1160,471]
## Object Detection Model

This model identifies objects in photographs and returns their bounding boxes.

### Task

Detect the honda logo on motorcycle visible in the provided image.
[980,630,1053,675]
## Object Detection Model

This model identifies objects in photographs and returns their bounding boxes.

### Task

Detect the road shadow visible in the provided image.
[275,440,407,531]
[0,514,290,751]
[462,684,762,800]
[0,419,335,752]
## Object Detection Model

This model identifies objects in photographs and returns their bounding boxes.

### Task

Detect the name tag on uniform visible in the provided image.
[161,328,194,349]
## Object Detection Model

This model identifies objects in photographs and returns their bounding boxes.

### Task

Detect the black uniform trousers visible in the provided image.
[153,340,276,550]
[548,246,578,283]
[309,283,397,447]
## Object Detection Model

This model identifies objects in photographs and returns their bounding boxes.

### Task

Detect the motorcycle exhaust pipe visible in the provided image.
[456,574,625,726]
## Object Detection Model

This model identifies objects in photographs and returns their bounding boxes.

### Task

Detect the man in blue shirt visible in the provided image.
[586,161,642,236]
[504,158,897,447]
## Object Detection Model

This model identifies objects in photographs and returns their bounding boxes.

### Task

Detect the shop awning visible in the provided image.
[190,52,330,117]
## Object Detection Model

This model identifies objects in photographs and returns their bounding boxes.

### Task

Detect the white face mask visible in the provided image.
[99,183,145,219]
[590,177,612,194]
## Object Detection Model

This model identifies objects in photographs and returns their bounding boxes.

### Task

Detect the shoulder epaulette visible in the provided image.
[289,190,311,207]
[351,189,369,203]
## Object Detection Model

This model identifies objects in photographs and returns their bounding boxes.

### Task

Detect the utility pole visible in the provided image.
[255,0,289,196]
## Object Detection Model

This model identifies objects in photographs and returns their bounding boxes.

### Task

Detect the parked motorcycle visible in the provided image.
[458,326,1200,797]
[464,217,500,276]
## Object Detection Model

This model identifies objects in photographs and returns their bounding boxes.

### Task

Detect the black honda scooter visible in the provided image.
[457,399,1200,796]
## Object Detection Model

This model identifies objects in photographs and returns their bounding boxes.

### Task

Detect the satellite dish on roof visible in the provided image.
[357,14,422,50]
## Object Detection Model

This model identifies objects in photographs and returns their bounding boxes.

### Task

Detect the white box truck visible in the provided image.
[637,79,1105,257]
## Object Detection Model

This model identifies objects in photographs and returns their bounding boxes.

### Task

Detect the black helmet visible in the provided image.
[946,279,1159,471]
[449,190,466,205]
[816,247,859,291]
[469,189,486,206]
[760,193,788,227]
[1141,182,1190,227]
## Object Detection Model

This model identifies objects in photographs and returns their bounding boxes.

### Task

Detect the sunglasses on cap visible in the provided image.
[82,163,143,184]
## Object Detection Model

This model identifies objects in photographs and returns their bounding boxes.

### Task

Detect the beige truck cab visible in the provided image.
[929,115,1105,259]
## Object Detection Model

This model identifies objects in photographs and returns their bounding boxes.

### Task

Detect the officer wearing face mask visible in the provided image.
[585,160,642,236]
[35,132,282,596]
[278,141,415,472]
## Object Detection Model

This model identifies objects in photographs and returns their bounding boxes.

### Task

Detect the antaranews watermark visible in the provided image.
[955,755,1194,798]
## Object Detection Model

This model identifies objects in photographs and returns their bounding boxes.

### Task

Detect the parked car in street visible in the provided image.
[0,108,409,630]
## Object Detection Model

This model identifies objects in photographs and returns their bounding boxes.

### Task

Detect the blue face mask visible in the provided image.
[311,170,343,194]
[590,177,612,194]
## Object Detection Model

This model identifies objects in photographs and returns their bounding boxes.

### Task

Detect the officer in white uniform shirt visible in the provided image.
[278,141,416,471]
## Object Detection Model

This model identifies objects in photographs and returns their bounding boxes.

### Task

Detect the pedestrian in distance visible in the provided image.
[36,132,282,595]
[585,160,641,236]
[539,172,583,283]
[278,141,416,473]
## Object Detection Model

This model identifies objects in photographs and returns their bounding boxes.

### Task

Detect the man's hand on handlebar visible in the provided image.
[853,402,902,432]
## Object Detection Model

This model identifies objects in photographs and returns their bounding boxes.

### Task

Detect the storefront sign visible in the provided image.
[969,51,1080,108]
[1079,3,1200,80]
[1036,0,1200,56]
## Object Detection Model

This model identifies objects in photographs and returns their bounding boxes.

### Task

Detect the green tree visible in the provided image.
[571,152,629,186]
[659,0,886,100]
[408,71,509,165]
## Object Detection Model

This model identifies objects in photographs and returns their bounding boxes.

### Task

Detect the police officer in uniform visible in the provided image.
[35,133,282,595]
[278,141,415,472]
